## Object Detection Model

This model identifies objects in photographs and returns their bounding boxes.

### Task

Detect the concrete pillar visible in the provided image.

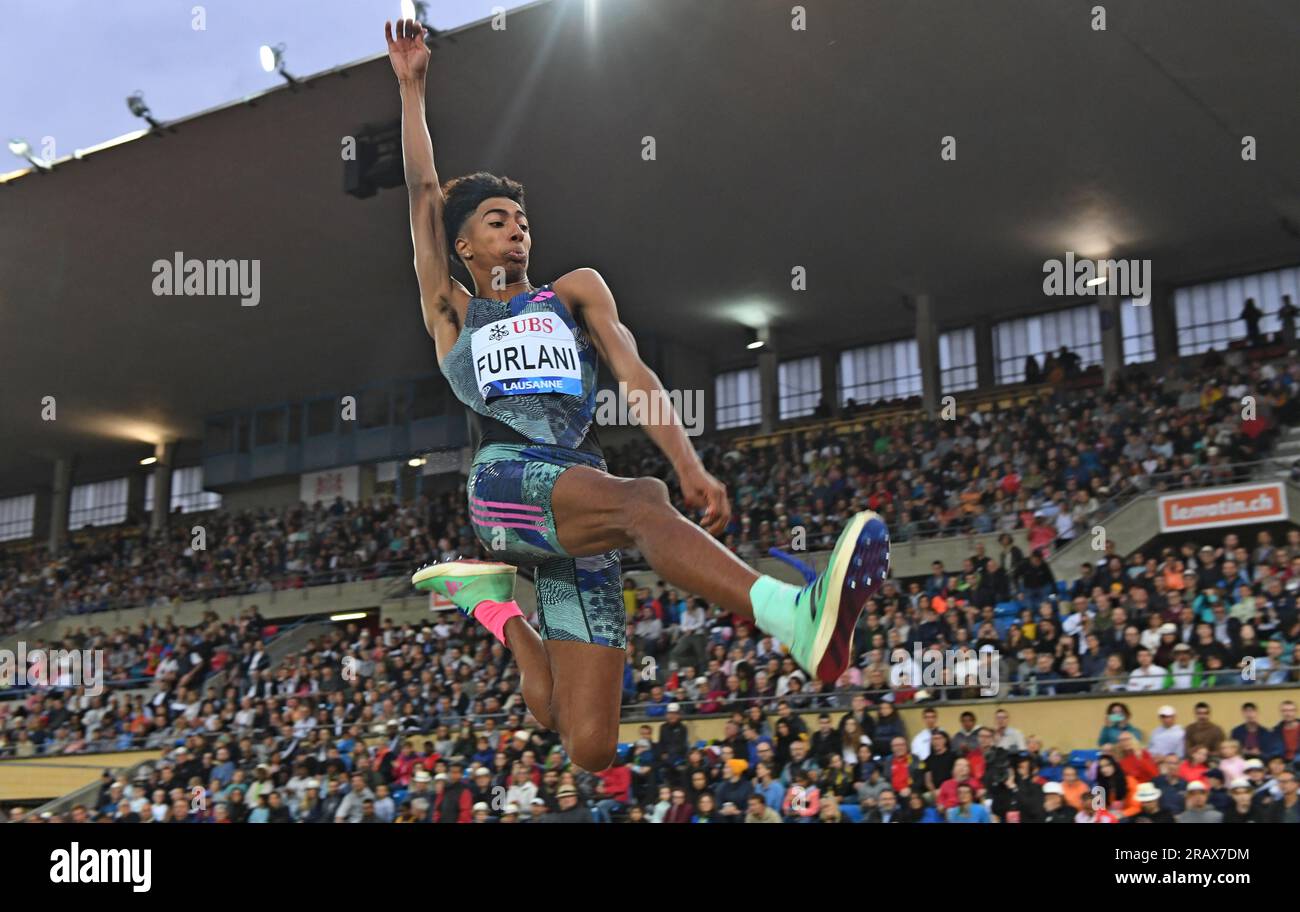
[48,456,74,554]
[1151,283,1178,365]
[150,441,177,536]
[915,294,941,417]
[31,484,52,545]
[758,346,778,433]
[1098,294,1123,385]
[974,318,996,389]
[126,469,147,527]
[819,350,840,418]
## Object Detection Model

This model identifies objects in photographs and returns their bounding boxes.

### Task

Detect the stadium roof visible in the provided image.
[3,0,1300,495]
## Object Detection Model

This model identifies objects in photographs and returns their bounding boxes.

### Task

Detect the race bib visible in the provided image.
[470,314,583,400]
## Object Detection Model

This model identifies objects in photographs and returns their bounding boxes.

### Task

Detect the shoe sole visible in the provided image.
[411,560,516,588]
[812,511,890,684]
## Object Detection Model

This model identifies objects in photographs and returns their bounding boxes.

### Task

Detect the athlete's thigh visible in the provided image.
[535,554,627,746]
[532,552,626,649]
[550,464,640,556]
[544,638,625,739]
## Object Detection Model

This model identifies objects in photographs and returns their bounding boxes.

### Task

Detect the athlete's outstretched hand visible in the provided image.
[679,464,731,537]
[385,18,430,83]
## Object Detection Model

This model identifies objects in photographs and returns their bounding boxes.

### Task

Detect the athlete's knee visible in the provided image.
[560,717,619,772]
[567,735,617,773]
[620,476,671,527]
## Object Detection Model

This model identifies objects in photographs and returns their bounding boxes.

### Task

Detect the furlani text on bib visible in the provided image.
[470,313,583,400]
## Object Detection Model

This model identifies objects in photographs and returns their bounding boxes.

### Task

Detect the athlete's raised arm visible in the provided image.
[385,19,469,346]
[558,268,731,536]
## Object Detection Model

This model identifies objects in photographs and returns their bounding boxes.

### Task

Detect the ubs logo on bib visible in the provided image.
[471,315,583,400]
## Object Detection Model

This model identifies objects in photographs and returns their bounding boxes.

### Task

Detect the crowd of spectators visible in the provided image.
[612,348,1299,563]
[3,347,1296,641]
[624,522,1300,719]
[0,492,478,635]
[6,695,1296,823]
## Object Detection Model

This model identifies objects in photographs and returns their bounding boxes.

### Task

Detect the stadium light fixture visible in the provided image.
[126,91,163,131]
[139,456,158,466]
[408,456,426,467]
[400,0,430,21]
[259,43,299,86]
[7,138,51,172]
[330,612,368,622]
[746,326,771,350]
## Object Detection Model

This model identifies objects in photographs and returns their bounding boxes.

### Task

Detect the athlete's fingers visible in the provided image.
[384,20,394,47]
[712,490,731,535]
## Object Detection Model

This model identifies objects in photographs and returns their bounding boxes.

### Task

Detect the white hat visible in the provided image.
[433,773,448,782]
[1135,782,1161,802]
[473,767,491,777]
[513,730,529,741]
[1244,759,1265,771]
[1185,780,1207,792]
[667,702,682,713]
[1042,782,1063,796]
[1229,777,1252,791]
[503,803,520,814]
[413,770,432,782]
[1157,705,1176,717]
[472,801,489,812]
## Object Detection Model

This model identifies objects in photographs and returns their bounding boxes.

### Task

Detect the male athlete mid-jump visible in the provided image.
[387,19,889,772]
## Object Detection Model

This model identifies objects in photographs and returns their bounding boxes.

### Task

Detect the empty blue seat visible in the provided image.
[1069,749,1099,768]
[994,600,1022,618]
[841,803,864,823]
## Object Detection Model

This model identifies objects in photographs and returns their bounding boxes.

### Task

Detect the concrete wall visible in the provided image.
[0,750,163,803]
[215,475,303,512]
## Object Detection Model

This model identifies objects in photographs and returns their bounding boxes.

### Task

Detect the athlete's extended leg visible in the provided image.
[551,467,890,685]
[554,471,760,611]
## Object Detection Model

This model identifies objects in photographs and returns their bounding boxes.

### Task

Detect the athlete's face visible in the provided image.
[461,196,530,282]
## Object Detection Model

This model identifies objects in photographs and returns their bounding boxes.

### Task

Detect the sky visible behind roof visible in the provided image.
[1,0,533,162]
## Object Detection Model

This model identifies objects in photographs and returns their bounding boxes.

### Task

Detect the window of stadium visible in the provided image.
[145,466,221,514]
[778,356,822,420]
[68,478,129,530]
[939,327,978,393]
[715,367,761,430]
[1174,265,1300,355]
[1122,298,1155,364]
[204,416,234,454]
[358,386,392,430]
[0,494,35,542]
[838,339,921,407]
[993,304,1101,384]
[254,407,286,447]
[410,375,447,420]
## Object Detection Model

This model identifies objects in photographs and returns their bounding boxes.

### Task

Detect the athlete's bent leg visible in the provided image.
[551,466,890,685]
[504,616,556,731]
[552,469,760,614]
[544,639,625,772]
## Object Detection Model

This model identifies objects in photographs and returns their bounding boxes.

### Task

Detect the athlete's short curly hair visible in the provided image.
[441,172,526,264]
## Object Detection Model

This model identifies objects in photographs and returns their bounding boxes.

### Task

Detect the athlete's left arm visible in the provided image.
[559,268,730,536]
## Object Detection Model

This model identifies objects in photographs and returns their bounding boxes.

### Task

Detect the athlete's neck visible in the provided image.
[473,277,534,303]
